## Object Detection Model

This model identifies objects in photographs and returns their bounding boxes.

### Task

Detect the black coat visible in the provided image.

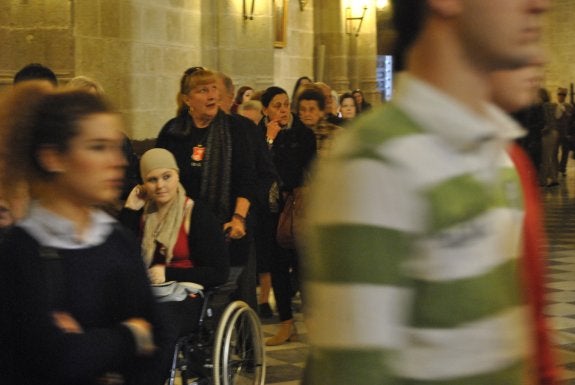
[235,114,279,212]
[156,110,257,222]
[0,226,163,385]
[259,114,317,192]
[119,200,230,288]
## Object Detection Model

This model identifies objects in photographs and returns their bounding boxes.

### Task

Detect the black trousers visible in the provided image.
[229,231,258,310]
[155,296,203,383]
[267,213,300,321]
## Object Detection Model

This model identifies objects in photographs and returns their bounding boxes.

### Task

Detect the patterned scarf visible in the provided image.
[199,110,232,223]
[141,182,188,267]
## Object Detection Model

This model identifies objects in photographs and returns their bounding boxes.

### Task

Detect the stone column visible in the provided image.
[347,4,379,105]
[313,0,348,92]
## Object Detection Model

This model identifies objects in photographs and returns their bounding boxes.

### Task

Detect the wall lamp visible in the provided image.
[243,0,255,20]
[345,6,368,36]
[299,0,308,11]
[376,0,389,9]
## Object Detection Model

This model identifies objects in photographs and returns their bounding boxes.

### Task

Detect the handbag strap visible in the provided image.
[38,246,67,310]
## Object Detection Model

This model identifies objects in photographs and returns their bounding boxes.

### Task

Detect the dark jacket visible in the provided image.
[0,226,163,385]
[259,114,317,192]
[156,110,257,222]
[235,114,279,212]
[119,200,230,288]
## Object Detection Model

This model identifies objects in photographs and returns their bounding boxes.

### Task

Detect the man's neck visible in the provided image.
[407,22,491,116]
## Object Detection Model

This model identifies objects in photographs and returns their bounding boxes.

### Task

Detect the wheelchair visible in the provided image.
[162,282,266,385]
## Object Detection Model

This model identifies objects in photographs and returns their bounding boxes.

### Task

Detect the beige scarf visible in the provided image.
[141,182,191,267]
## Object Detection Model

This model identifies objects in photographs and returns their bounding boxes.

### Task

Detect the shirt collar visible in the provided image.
[394,73,525,151]
[18,201,116,249]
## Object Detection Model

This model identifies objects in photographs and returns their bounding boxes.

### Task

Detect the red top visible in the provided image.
[148,199,194,269]
[508,143,558,385]
[169,219,193,268]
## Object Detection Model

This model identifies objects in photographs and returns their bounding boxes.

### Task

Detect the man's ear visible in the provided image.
[428,0,462,18]
[36,145,66,174]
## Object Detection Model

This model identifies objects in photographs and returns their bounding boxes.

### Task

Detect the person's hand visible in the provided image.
[123,318,156,356]
[223,216,246,240]
[52,311,84,334]
[147,264,166,284]
[96,372,124,385]
[266,119,282,141]
[124,185,147,211]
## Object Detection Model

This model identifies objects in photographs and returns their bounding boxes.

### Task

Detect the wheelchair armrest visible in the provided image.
[151,281,204,302]
[178,282,204,293]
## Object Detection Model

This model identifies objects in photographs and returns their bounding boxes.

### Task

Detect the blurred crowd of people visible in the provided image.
[515,85,575,188]
[0,0,563,383]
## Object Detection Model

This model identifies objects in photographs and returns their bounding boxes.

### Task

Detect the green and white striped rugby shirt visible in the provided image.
[302,75,535,385]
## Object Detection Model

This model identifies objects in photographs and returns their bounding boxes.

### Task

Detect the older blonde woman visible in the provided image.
[156,67,258,309]
[156,67,256,241]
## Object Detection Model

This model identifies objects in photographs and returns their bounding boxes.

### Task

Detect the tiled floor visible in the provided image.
[261,296,307,385]
[542,161,575,385]
[261,160,575,385]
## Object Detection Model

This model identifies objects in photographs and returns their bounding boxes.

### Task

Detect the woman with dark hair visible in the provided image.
[0,83,163,385]
[351,88,372,115]
[231,85,254,115]
[259,86,316,346]
[339,92,359,123]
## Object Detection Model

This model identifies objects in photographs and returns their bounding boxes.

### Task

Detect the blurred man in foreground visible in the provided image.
[302,0,552,384]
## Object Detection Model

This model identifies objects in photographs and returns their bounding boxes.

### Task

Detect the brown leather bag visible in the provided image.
[276,187,305,249]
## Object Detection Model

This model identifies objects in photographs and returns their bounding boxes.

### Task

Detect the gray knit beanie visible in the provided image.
[139,148,179,179]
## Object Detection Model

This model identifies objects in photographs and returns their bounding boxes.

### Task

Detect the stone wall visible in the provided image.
[1,0,353,139]
[74,0,204,139]
[273,0,315,97]
[543,0,575,102]
[0,0,74,89]
[312,0,379,106]
[211,1,275,92]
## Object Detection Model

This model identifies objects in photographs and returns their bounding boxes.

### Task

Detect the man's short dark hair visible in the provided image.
[391,0,428,71]
[13,63,58,86]
[297,88,326,111]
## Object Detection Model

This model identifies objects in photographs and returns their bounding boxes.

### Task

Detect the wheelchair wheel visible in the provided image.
[168,335,212,385]
[212,301,265,385]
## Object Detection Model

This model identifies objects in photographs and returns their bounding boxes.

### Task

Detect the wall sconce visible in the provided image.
[345,6,368,36]
[376,0,389,9]
[243,0,255,20]
[299,0,308,11]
